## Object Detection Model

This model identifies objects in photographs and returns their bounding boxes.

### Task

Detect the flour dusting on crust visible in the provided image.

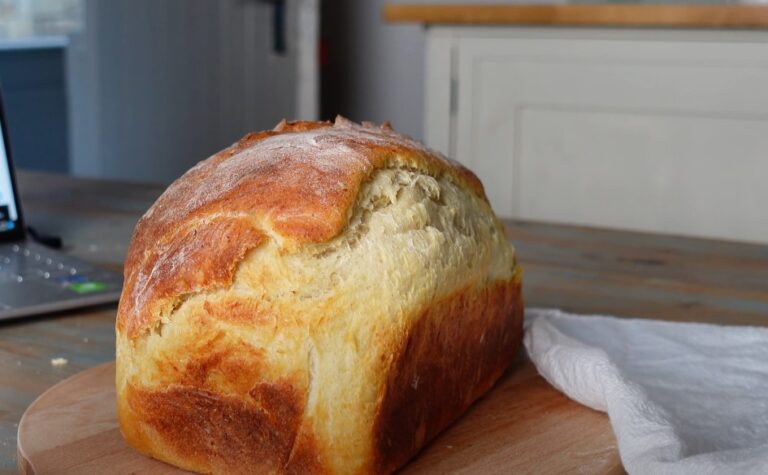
[117,117,486,338]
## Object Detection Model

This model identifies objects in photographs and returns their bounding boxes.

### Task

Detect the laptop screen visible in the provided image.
[0,91,24,242]
[0,127,19,233]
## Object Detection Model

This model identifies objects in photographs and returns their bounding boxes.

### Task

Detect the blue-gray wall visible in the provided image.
[0,44,68,172]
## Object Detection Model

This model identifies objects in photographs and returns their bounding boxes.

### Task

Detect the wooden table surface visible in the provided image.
[2,170,768,474]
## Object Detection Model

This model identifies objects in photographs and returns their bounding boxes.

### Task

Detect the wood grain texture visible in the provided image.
[17,358,622,475]
[383,4,768,28]
[3,170,768,473]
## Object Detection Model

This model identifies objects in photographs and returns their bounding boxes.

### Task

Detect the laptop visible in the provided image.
[0,92,122,321]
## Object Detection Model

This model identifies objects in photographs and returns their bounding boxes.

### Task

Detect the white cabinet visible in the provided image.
[425,27,768,243]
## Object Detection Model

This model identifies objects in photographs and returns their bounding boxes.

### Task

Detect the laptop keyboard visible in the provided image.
[0,241,122,318]
[0,243,92,284]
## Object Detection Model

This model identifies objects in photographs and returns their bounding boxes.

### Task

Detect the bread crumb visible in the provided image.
[50,357,68,367]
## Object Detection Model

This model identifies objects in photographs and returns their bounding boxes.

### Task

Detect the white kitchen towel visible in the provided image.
[524,308,768,475]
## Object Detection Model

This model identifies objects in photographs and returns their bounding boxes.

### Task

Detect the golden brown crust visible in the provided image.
[117,117,486,340]
[122,380,325,474]
[372,276,523,473]
[118,276,522,474]
[120,216,266,338]
[116,117,522,474]
[201,298,275,327]
[118,309,326,473]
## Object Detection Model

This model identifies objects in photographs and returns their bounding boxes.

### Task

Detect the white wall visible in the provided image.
[67,0,313,183]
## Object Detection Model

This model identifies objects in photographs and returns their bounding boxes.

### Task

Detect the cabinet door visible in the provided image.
[452,29,768,243]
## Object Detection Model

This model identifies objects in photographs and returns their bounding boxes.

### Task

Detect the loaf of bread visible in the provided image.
[116,117,523,474]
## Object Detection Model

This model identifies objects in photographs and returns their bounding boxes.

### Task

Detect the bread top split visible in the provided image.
[116,117,512,340]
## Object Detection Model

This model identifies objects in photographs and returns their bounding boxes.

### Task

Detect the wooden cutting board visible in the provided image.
[17,358,623,474]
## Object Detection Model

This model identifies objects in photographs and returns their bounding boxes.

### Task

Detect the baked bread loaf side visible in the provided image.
[116,117,523,474]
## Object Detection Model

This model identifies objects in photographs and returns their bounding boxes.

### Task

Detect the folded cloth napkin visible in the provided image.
[524,308,768,475]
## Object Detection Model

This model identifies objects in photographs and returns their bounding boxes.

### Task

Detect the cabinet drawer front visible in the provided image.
[452,31,768,243]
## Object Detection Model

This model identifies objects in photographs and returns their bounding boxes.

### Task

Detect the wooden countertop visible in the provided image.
[3,170,768,473]
[384,4,768,28]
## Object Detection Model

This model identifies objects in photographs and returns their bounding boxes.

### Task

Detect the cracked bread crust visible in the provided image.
[116,117,485,340]
[116,118,523,474]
